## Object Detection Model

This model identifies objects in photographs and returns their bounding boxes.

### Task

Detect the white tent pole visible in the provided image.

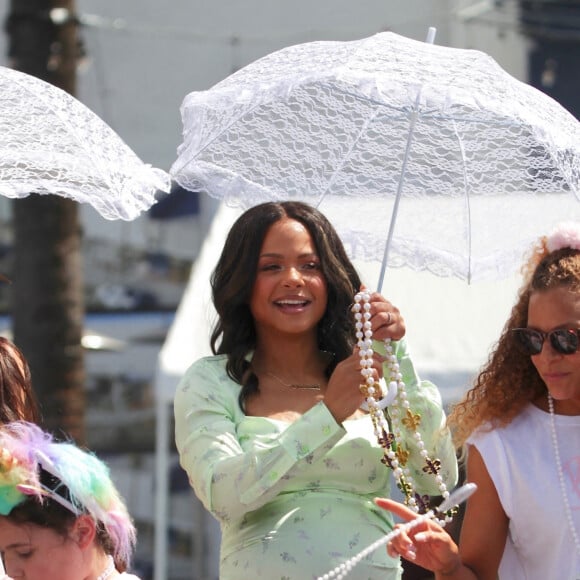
[153,385,170,580]
[152,202,236,580]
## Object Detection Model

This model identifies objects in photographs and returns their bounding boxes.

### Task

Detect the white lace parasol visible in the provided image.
[171,30,580,287]
[0,66,170,221]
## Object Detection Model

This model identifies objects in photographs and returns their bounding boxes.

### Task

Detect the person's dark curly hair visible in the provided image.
[449,239,580,449]
[210,201,361,410]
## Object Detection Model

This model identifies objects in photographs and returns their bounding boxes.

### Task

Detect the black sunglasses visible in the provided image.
[512,327,580,356]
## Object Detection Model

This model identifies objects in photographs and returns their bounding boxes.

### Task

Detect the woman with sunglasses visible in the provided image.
[376,222,580,579]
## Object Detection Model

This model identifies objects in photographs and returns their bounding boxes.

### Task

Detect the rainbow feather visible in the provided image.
[0,422,136,567]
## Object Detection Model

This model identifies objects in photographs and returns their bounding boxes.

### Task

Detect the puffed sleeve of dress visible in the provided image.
[385,339,458,494]
[174,355,347,523]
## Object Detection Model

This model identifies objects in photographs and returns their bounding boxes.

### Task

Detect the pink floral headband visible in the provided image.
[546,222,580,253]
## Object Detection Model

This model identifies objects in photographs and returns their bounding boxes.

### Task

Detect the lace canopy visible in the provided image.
[0,67,170,221]
[171,31,580,284]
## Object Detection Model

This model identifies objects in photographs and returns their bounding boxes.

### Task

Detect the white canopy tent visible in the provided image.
[153,204,240,580]
[153,202,522,579]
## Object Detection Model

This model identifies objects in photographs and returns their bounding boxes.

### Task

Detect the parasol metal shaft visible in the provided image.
[451,120,474,283]
[377,108,419,294]
[377,27,437,293]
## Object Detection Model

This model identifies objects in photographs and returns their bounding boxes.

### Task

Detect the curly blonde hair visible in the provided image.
[448,236,580,449]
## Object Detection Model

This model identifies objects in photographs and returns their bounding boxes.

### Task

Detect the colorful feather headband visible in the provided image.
[16,449,80,515]
[0,421,136,567]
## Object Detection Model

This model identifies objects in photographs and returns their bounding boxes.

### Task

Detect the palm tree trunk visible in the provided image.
[12,198,85,441]
[7,0,86,443]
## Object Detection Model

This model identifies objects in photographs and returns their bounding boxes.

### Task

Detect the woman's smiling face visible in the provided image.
[250,217,328,341]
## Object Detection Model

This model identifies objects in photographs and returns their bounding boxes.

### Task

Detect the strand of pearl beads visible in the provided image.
[317,483,477,580]
[548,394,580,557]
[317,515,430,580]
[353,291,451,517]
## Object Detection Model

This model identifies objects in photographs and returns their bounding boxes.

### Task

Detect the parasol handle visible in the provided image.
[426,27,437,44]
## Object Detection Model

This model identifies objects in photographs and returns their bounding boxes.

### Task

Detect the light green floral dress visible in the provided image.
[174,339,457,580]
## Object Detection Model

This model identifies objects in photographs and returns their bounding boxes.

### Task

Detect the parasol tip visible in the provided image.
[425,27,437,44]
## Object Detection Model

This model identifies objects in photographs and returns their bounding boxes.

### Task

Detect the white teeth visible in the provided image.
[276,299,307,305]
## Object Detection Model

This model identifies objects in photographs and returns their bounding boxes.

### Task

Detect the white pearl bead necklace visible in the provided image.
[316,483,477,580]
[318,515,429,580]
[547,394,580,557]
[96,556,116,580]
[352,291,452,516]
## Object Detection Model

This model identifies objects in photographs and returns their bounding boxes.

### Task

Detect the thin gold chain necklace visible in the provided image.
[263,370,321,391]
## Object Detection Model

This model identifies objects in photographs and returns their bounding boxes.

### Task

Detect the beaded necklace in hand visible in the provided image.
[352,291,454,518]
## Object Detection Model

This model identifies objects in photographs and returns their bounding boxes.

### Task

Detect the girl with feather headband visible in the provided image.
[0,421,139,580]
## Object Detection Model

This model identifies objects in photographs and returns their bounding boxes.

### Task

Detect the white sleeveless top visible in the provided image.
[469,404,580,580]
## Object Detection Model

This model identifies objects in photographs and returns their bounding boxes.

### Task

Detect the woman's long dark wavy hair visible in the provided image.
[0,337,40,424]
[210,201,361,409]
[449,240,580,449]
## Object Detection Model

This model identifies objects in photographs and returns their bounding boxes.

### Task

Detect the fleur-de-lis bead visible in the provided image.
[401,409,422,431]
